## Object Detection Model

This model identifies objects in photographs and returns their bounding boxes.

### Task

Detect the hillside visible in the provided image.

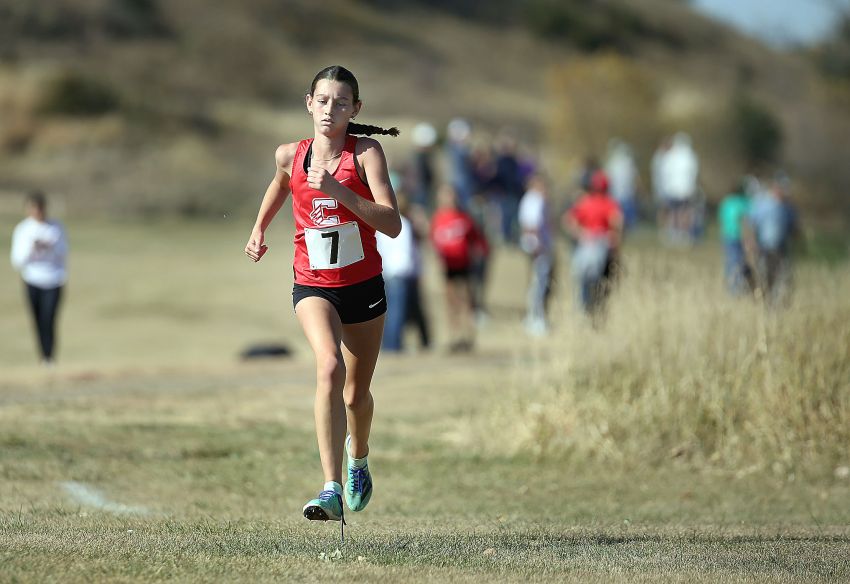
[0,0,848,224]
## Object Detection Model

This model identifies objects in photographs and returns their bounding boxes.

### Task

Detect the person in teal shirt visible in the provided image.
[718,179,753,294]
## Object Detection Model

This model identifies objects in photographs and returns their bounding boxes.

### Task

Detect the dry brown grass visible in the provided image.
[479,241,850,476]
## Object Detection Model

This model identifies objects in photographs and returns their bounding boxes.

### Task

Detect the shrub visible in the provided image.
[39,72,120,116]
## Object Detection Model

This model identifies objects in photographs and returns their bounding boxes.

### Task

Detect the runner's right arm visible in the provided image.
[245,143,296,262]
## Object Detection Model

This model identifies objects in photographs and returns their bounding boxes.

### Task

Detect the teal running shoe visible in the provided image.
[344,435,373,512]
[302,490,344,522]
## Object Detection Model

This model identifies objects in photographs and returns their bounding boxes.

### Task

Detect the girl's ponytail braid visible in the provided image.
[348,122,400,137]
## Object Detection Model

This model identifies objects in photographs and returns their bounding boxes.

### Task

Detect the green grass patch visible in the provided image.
[1,219,849,581]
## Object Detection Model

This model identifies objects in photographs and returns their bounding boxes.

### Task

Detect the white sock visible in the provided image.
[346,435,368,468]
[324,481,342,495]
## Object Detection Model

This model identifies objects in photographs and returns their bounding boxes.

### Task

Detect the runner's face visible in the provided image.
[307,80,360,136]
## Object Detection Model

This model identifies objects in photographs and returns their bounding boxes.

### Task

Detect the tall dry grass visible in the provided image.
[485,245,850,475]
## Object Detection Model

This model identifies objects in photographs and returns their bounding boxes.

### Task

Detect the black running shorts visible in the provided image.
[445,266,472,281]
[292,274,387,324]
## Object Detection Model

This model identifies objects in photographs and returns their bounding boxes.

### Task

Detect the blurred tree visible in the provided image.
[731,93,783,167]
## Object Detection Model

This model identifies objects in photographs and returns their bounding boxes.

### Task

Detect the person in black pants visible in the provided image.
[10,192,68,364]
[25,284,63,362]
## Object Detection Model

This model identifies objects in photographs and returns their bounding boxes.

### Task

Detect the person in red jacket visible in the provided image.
[430,184,489,352]
[244,65,401,533]
[563,170,623,318]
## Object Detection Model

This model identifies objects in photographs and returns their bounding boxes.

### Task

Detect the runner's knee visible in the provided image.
[344,385,372,410]
[315,350,345,392]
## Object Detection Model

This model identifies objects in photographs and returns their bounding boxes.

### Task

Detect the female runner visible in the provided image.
[244,65,400,530]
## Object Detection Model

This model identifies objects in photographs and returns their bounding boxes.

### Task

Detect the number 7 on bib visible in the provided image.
[304,222,365,270]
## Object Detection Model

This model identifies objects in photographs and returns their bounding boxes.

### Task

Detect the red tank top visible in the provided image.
[569,194,621,236]
[290,135,383,287]
[430,208,486,270]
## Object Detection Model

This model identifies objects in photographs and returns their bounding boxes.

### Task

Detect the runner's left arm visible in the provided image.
[306,138,401,238]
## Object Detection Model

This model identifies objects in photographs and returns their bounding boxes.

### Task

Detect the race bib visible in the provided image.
[304,221,365,270]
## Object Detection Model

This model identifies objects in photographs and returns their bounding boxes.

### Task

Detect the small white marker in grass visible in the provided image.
[60,481,152,516]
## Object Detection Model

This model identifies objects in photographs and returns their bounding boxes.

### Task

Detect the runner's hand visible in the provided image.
[306,166,339,195]
[245,230,268,262]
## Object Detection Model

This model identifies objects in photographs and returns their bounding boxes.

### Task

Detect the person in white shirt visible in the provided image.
[10,192,68,364]
[659,132,700,243]
[376,195,430,352]
[518,175,555,336]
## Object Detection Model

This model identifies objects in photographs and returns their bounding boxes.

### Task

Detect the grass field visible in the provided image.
[1,214,849,582]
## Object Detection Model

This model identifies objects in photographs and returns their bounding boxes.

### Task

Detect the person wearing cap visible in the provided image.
[563,170,623,317]
[10,191,69,365]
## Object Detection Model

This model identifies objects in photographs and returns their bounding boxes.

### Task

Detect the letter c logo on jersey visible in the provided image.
[310,198,340,227]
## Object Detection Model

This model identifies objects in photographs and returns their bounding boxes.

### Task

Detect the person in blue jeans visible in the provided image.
[718,179,753,295]
[376,197,429,352]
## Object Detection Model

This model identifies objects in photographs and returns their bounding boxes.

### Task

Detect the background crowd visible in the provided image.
[372,118,803,354]
[8,119,803,362]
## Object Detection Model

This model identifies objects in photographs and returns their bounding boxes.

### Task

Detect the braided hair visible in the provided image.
[309,65,400,138]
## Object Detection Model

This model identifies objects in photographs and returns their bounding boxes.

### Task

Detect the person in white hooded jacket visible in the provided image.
[10,192,68,364]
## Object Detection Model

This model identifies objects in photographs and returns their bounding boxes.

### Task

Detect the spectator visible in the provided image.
[10,191,69,365]
[659,132,700,244]
[492,135,526,245]
[377,195,430,352]
[718,179,754,295]
[518,174,555,336]
[744,172,800,307]
[563,171,623,319]
[430,184,488,352]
